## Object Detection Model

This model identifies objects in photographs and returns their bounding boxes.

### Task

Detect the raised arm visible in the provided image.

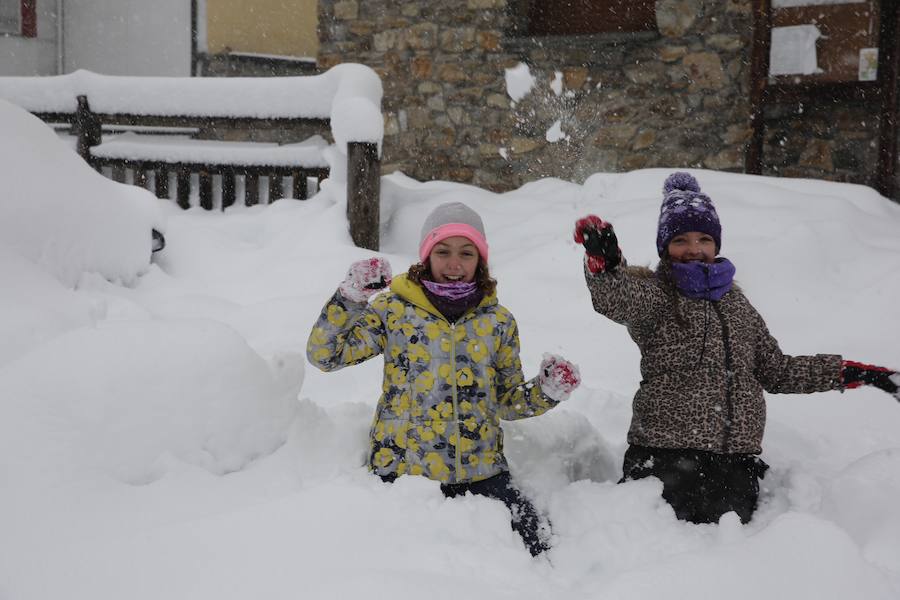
[575,215,668,327]
[306,258,392,372]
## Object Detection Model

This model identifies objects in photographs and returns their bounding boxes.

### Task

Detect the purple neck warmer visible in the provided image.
[668,258,735,301]
[420,279,483,323]
[421,279,478,300]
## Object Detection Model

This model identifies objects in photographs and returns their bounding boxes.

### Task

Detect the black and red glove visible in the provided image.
[574,215,622,274]
[841,360,900,402]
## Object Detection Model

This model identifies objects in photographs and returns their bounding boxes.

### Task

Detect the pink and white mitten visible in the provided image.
[338,257,392,303]
[539,353,581,402]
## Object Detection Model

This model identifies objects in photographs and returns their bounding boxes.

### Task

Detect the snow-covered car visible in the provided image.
[0,98,165,286]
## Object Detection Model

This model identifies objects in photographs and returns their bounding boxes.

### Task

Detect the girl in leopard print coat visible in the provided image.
[573,172,900,525]
[308,202,581,555]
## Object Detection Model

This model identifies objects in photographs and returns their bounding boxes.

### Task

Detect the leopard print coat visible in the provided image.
[585,264,843,454]
[307,273,559,484]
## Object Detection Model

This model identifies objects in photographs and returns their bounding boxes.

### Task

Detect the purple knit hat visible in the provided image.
[655,172,721,256]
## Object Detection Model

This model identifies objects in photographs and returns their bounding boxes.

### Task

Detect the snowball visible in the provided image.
[505,62,535,102]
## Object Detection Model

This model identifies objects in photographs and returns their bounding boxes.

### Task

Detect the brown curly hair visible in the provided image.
[407,260,497,295]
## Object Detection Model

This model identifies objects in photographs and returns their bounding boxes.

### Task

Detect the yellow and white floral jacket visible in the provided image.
[307,273,559,484]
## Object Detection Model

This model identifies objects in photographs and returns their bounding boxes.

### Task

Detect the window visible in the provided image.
[0,0,36,37]
[525,0,656,37]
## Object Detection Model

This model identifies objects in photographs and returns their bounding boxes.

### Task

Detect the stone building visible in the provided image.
[315,0,897,197]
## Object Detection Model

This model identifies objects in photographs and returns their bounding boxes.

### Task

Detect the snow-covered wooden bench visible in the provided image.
[0,65,384,248]
[87,128,330,209]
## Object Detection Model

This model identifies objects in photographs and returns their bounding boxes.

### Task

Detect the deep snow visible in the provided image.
[1,98,900,600]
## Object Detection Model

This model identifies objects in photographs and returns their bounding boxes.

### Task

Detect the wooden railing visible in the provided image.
[32,93,382,248]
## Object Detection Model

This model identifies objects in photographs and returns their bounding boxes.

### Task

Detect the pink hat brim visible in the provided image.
[419,223,489,264]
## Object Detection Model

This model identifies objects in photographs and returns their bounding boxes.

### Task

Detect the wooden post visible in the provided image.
[876,0,900,199]
[245,174,260,206]
[111,165,127,183]
[746,0,771,175]
[73,95,101,164]
[135,164,149,189]
[156,168,170,199]
[268,174,284,202]
[222,170,236,209]
[176,168,191,209]
[199,170,213,210]
[292,170,308,199]
[347,142,380,251]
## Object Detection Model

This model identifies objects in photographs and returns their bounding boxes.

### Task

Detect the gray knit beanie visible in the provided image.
[418,202,489,263]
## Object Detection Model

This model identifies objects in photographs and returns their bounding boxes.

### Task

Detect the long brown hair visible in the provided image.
[407,260,497,295]
[655,253,688,329]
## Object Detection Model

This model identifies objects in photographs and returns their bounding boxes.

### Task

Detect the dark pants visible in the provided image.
[620,445,769,524]
[381,471,550,556]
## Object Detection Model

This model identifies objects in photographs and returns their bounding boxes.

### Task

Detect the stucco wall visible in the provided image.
[65,0,191,76]
[206,0,318,59]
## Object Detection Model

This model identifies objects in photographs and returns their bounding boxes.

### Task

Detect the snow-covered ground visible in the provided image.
[2,99,900,600]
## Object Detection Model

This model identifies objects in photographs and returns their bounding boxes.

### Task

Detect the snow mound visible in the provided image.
[824,448,900,572]
[0,319,300,486]
[0,99,163,286]
[0,247,96,367]
[585,511,897,600]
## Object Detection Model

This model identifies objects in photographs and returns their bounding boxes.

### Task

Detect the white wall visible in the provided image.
[64,0,191,76]
[0,4,59,76]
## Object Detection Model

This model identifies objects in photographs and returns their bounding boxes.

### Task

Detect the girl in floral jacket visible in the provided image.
[308,201,581,555]
[573,172,900,525]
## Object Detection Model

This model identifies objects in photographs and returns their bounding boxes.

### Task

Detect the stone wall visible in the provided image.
[317,0,893,195]
[761,101,882,189]
[198,52,319,78]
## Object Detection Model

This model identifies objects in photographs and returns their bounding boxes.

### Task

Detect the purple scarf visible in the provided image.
[421,279,478,300]
[668,258,735,301]
[421,279,483,323]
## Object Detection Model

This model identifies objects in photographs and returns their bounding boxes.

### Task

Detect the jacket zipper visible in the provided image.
[450,322,462,481]
[412,293,479,484]
[698,266,710,365]
[712,302,734,451]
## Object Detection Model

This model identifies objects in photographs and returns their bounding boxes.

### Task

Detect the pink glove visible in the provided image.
[338,257,392,303]
[539,353,581,402]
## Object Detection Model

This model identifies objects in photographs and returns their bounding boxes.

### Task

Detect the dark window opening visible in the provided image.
[0,0,35,37]
[527,0,657,36]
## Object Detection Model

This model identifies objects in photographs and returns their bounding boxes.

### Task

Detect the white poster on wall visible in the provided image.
[770,25,822,76]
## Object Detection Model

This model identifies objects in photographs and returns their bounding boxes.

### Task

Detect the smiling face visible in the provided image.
[666,231,717,264]
[428,236,480,283]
